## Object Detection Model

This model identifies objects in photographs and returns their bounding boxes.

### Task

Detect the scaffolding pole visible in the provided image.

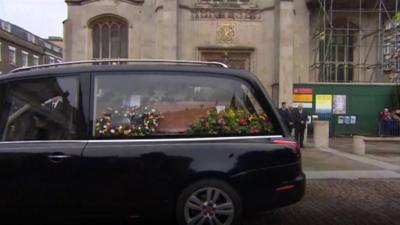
[310,0,399,83]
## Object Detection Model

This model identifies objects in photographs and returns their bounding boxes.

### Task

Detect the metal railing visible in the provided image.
[10,59,229,73]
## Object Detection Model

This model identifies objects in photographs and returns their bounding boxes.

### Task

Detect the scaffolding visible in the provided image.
[308,0,400,83]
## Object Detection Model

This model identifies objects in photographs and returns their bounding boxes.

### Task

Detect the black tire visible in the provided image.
[176,179,242,225]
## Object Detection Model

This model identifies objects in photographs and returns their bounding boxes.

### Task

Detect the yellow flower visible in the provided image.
[228,109,235,118]
[249,115,257,121]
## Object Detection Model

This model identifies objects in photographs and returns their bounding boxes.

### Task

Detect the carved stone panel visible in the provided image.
[217,23,235,44]
[192,8,262,21]
[65,0,144,5]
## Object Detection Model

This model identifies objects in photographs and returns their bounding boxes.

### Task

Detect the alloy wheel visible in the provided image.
[184,187,235,225]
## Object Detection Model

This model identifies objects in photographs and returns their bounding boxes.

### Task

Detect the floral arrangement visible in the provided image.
[95,106,164,137]
[190,108,274,135]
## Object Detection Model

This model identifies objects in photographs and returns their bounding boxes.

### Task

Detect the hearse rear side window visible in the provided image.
[93,73,277,138]
[1,76,83,141]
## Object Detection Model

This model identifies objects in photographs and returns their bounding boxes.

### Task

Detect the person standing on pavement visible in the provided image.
[288,103,295,135]
[279,102,294,135]
[293,104,308,148]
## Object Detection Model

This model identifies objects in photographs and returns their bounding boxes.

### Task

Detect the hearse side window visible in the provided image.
[93,73,276,138]
[1,76,82,141]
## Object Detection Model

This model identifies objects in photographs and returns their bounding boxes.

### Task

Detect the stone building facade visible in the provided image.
[64,0,312,104]
[64,0,390,104]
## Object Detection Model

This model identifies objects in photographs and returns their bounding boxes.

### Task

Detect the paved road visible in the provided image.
[245,179,400,225]
[24,179,399,225]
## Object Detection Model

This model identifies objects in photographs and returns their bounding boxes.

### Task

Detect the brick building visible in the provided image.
[0,19,63,75]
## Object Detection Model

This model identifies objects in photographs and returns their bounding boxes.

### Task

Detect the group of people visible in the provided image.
[379,108,400,136]
[278,102,308,148]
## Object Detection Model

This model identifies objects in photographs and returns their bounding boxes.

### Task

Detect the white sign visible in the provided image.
[292,103,313,109]
[333,95,347,114]
[129,95,141,107]
[216,105,226,113]
[350,116,357,125]
[338,116,344,124]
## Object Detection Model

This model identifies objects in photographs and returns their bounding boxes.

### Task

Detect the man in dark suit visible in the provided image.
[34,93,74,140]
[293,104,308,148]
[278,102,293,134]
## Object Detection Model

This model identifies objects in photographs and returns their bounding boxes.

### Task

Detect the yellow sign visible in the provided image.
[293,94,313,102]
[316,95,332,113]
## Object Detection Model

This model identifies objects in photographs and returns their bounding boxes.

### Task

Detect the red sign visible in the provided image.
[293,88,313,94]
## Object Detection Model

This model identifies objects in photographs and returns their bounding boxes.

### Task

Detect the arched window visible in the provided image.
[91,16,128,59]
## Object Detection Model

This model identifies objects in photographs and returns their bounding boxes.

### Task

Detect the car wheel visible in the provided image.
[176,179,242,225]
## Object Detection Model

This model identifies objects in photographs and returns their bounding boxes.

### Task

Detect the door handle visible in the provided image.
[48,154,71,163]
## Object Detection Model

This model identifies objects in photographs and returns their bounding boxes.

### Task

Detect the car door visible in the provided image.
[0,75,88,216]
[79,72,179,216]
[80,141,193,218]
[0,141,86,216]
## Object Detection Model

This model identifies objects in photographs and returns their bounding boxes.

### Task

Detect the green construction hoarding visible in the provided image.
[293,83,398,136]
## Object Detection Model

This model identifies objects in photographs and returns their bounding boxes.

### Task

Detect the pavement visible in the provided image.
[302,137,400,179]
[330,137,400,166]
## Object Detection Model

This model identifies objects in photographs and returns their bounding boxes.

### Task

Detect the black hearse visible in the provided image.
[0,60,305,225]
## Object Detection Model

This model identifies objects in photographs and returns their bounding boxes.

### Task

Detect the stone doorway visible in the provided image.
[199,49,253,71]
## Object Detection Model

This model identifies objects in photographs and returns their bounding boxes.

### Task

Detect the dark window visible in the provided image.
[101,25,110,58]
[1,76,84,141]
[91,17,128,59]
[92,25,100,59]
[93,73,276,138]
[120,25,128,58]
[319,31,354,82]
[110,24,120,58]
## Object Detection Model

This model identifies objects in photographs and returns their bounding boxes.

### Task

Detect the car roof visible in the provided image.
[0,64,258,83]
